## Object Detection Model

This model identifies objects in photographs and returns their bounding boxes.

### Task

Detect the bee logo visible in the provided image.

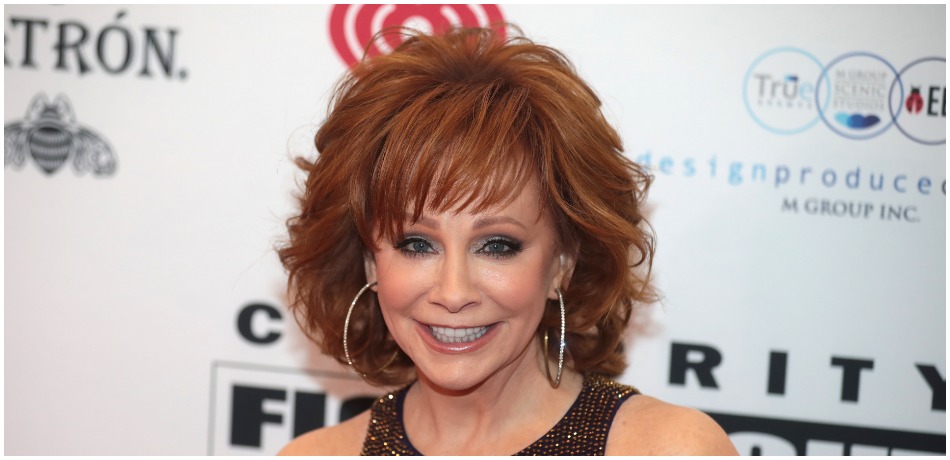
[5,93,117,176]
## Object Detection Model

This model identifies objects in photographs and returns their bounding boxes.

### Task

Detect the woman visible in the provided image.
[278,26,737,455]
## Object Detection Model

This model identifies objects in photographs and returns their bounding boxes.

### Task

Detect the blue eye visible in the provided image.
[395,236,434,257]
[485,241,509,253]
[479,237,523,258]
[410,241,429,252]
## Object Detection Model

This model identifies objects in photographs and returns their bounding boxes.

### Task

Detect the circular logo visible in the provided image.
[328,4,506,67]
[889,57,946,145]
[816,51,902,140]
[743,47,830,135]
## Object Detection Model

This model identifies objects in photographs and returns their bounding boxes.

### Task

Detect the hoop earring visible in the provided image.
[543,289,566,388]
[343,281,396,378]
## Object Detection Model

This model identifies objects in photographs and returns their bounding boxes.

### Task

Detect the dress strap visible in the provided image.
[515,374,639,455]
[360,386,418,455]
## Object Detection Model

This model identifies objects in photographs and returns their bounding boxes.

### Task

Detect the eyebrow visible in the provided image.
[404,214,439,229]
[473,215,526,230]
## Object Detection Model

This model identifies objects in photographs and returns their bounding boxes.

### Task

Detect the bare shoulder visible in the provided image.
[606,394,738,455]
[278,409,370,456]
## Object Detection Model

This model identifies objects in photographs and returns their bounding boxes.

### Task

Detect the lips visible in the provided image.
[416,321,499,353]
[429,325,489,343]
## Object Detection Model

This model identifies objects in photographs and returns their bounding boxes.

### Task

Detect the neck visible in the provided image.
[402,340,584,455]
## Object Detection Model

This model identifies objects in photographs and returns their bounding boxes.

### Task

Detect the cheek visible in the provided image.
[373,250,428,313]
[479,257,555,313]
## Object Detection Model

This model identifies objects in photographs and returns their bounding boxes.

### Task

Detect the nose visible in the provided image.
[428,249,479,313]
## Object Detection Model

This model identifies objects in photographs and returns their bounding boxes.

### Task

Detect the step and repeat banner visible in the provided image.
[4,4,945,456]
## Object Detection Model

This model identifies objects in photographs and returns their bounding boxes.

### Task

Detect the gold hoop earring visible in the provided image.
[543,289,566,388]
[343,281,396,378]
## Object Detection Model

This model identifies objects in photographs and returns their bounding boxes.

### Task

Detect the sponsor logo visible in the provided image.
[714,412,946,455]
[891,57,946,145]
[645,54,944,222]
[670,342,944,411]
[905,87,924,114]
[743,47,830,135]
[328,4,505,67]
[4,10,187,81]
[745,49,944,144]
[672,341,945,455]
[817,51,899,139]
[4,93,116,176]
[207,361,379,455]
[635,150,945,226]
[212,303,381,454]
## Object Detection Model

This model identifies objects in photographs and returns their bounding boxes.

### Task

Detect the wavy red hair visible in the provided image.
[279,26,655,386]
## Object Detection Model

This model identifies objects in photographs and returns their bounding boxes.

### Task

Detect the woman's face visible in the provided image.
[365,177,571,391]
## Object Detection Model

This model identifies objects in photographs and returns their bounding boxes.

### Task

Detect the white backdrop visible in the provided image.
[4,4,945,455]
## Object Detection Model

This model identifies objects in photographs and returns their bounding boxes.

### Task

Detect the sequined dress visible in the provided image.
[360,373,640,455]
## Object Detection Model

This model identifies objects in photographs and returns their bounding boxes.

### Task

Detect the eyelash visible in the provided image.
[394,236,434,258]
[393,236,524,259]
[478,237,523,259]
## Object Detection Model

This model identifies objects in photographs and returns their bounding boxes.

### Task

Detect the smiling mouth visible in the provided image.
[429,325,490,343]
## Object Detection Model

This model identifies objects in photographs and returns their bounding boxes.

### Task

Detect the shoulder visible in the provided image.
[606,394,738,455]
[278,409,370,456]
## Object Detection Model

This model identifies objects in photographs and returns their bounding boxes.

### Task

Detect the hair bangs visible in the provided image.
[369,80,537,243]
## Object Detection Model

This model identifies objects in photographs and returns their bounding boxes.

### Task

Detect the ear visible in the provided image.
[548,251,577,300]
[363,252,379,292]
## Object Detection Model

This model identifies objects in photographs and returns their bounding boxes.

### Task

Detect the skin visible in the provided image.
[280,177,738,456]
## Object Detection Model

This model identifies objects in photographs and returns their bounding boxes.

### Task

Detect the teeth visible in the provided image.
[429,325,489,343]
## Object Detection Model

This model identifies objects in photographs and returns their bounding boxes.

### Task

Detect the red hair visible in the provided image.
[279,26,655,386]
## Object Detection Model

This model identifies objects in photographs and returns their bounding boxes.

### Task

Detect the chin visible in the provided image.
[416,363,490,393]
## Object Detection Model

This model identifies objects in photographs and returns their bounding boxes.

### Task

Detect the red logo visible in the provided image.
[328,4,506,67]
[905,87,924,114]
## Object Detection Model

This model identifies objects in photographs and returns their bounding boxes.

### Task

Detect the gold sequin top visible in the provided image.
[360,373,640,455]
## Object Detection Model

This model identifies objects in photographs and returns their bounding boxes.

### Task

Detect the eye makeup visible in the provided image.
[477,236,524,259]
[393,235,525,259]
[394,235,434,258]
